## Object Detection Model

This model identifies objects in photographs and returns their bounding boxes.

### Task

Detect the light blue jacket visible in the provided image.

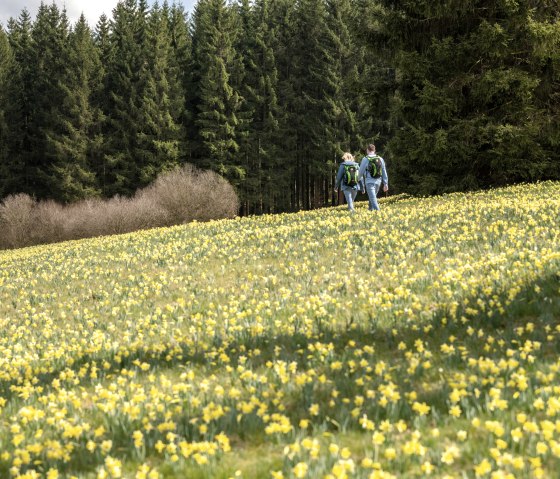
[359,155,388,186]
[335,161,363,191]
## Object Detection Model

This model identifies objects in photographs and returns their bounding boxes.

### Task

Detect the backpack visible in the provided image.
[343,163,359,187]
[367,156,383,178]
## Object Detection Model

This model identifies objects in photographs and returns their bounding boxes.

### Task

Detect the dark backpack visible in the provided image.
[367,156,383,178]
[343,163,359,187]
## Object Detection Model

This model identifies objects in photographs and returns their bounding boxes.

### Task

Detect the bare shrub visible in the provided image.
[0,164,239,250]
[64,196,149,238]
[100,196,142,235]
[63,198,106,240]
[0,194,36,248]
[129,190,168,230]
[148,164,239,225]
[31,200,66,244]
[201,169,240,221]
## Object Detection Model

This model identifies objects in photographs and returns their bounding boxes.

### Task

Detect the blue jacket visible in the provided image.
[359,155,388,186]
[335,161,363,191]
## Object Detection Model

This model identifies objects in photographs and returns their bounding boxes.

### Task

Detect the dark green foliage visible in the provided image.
[166,2,191,160]
[349,0,392,147]
[190,0,242,183]
[102,0,146,195]
[45,14,101,202]
[3,10,37,196]
[295,0,333,209]
[266,0,331,210]
[27,4,73,198]
[91,14,112,193]
[1,0,559,212]
[323,0,360,156]
[267,0,297,212]
[372,0,560,194]
[0,27,13,198]
[231,0,254,214]
[136,2,181,185]
[233,0,283,214]
[324,0,375,203]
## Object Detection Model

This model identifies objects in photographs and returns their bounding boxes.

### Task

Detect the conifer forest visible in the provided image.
[0,0,559,214]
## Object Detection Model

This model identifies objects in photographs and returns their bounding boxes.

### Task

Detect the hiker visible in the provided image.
[359,144,388,211]
[334,152,362,212]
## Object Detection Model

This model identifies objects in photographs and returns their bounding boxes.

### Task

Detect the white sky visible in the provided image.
[0,0,198,28]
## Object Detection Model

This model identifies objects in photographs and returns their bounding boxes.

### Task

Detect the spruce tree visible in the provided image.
[231,0,255,213]
[166,2,191,161]
[184,2,204,161]
[26,3,72,198]
[45,14,100,202]
[94,13,112,63]
[237,0,282,213]
[92,14,112,194]
[373,0,555,194]
[524,5,560,182]
[135,2,181,186]
[289,0,335,209]
[191,0,242,185]
[0,27,13,198]
[269,0,298,211]
[322,0,368,205]
[349,0,391,148]
[103,0,144,195]
[4,10,35,196]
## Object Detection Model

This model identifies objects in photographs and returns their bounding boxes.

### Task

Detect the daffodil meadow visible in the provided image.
[0,182,559,479]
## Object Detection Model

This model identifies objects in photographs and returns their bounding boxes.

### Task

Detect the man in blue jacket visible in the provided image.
[358,144,388,211]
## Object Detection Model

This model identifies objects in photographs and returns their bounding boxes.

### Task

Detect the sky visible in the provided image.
[0,0,198,28]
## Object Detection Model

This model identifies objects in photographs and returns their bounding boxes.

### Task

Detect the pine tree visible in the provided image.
[94,13,112,63]
[351,0,392,145]
[524,5,560,182]
[184,2,204,161]
[26,3,73,198]
[135,2,181,186]
[0,27,13,198]
[269,0,298,211]
[231,0,255,213]
[45,14,101,202]
[4,10,35,196]
[103,0,144,195]
[288,0,336,209]
[166,2,191,161]
[191,0,243,184]
[92,14,112,194]
[373,0,555,194]
[237,0,282,214]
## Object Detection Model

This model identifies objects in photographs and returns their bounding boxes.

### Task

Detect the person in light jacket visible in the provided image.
[358,144,388,211]
[334,152,363,212]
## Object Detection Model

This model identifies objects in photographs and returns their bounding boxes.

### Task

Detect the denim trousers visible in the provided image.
[342,186,358,211]
[365,179,382,210]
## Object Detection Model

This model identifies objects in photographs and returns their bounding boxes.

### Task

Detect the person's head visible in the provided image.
[342,152,354,162]
[367,144,376,155]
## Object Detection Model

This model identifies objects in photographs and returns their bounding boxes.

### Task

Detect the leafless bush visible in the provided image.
[63,198,107,240]
[145,164,240,225]
[0,193,36,249]
[31,200,66,244]
[0,164,239,250]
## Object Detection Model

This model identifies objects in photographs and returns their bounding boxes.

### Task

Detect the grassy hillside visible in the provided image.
[0,182,558,479]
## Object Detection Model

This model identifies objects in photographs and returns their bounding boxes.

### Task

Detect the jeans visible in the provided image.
[342,186,358,211]
[365,179,382,211]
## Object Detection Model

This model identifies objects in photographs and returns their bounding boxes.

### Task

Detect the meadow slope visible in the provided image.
[0,182,559,479]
